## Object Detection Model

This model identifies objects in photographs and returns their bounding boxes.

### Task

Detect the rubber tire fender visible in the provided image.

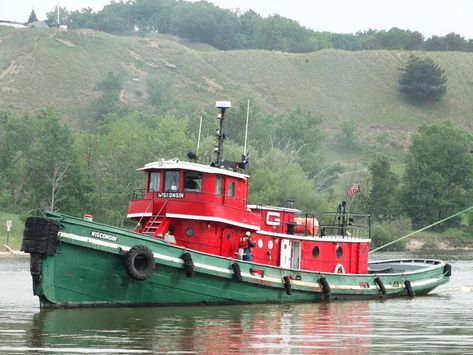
[231,263,242,282]
[374,277,387,295]
[125,245,155,281]
[181,252,194,278]
[283,276,292,295]
[318,277,331,302]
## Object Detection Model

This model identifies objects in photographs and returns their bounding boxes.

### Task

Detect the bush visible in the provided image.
[399,55,447,102]
[370,220,410,251]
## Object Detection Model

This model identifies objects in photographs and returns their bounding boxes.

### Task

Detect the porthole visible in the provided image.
[312,246,320,258]
[185,227,194,238]
[268,240,274,250]
[258,239,263,248]
[226,233,231,240]
[336,245,343,258]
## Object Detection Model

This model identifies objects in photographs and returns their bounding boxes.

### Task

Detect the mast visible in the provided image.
[214,101,231,166]
[243,99,250,156]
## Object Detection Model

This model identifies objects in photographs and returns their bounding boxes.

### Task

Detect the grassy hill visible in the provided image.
[2,26,473,146]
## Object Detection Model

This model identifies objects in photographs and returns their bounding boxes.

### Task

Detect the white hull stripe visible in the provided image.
[58,232,444,291]
[165,213,259,231]
[257,230,371,243]
[127,212,152,218]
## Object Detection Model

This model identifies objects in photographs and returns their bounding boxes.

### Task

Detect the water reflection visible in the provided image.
[23,302,370,353]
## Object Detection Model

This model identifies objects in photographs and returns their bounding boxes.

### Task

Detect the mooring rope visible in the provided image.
[369,205,473,254]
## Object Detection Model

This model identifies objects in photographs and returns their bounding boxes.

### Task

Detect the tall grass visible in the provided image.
[0,211,24,251]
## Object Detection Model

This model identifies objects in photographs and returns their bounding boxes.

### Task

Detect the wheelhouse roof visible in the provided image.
[138,160,249,180]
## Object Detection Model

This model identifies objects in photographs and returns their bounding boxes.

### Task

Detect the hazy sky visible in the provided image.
[1,0,473,39]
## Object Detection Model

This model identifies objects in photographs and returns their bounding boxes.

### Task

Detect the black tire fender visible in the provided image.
[231,263,242,282]
[181,252,194,278]
[125,245,155,281]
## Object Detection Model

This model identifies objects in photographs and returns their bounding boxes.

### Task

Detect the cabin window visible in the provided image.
[228,182,235,197]
[164,171,180,192]
[312,246,320,258]
[184,171,203,192]
[148,171,160,192]
[215,176,223,195]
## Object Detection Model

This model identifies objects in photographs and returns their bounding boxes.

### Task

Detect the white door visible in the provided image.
[280,239,292,268]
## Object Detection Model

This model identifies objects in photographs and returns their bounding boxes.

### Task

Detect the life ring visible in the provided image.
[125,245,155,281]
[334,263,345,274]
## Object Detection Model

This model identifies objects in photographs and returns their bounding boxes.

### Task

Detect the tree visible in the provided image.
[249,148,321,211]
[402,123,473,229]
[399,55,447,102]
[444,32,467,51]
[93,72,125,120]
[146,76,171,111]
[334,121,360,153]
[27,9,38,24]
[45,7,69,27]
[366,156,399,221]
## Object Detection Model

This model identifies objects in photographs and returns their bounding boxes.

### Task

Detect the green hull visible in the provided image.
[25,213,450,308]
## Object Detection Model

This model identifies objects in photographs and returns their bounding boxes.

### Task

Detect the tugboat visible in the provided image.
[22,101,451,308]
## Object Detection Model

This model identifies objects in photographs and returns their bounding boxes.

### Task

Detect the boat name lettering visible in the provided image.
[266,211,281,226]
[359,281,370,288]
[158,192,185,199]
[90,231,118,242]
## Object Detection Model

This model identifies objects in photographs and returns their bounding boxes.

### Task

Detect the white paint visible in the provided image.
[265,211,281,226]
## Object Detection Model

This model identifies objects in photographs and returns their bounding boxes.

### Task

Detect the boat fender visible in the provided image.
[374,277,387,295]
[283,276,292,295]
[181,252,194,278]
[22,217,59,256]
[443,263,452,277]
[404,280,415,297]
[30,253,42,282]
[231,263,242,282]
[125,245,155,281]
[318,277,331,301]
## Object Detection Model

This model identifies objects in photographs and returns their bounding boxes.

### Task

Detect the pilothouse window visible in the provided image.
[164,171,180,192]
[149,172,160,192]
[184,171,203,192]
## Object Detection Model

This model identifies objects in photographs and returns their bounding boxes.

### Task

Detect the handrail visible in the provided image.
[143,199,169,234]
[133,199,153,232]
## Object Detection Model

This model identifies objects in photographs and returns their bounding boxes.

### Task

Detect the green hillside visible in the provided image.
[2,26,473,145]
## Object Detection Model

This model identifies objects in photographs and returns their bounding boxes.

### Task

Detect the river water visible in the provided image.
[0,251,472,354]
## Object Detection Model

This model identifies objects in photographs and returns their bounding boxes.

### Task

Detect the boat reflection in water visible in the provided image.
[27,302,370,353]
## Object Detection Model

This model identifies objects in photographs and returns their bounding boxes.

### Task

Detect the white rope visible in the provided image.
[369,205,473,254]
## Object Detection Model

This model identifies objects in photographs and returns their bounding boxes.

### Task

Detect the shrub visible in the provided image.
[399,55,447,102]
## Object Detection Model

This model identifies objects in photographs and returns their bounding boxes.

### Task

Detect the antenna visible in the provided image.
[196,115,203,156]
[243,99,250,156]
[214,101,231,165]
